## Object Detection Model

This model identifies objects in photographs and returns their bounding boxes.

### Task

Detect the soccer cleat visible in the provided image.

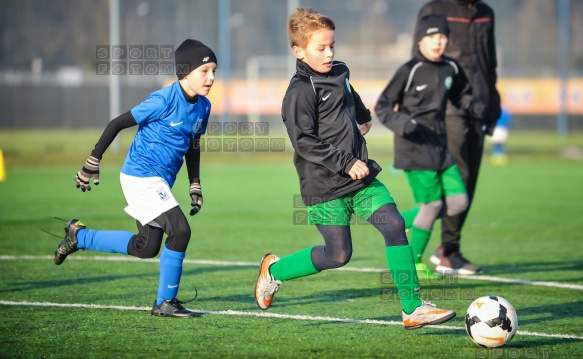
[254,253,282,310]
[436,252,483,275]
[54,219,86,265]
[151,298,197,318]
[429,246,443,265]
[415,263,442,281]
[402,301,456,330]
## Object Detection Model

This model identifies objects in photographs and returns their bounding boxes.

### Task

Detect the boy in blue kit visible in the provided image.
[254,8,456,330]
[489,108,512,166]
[54,39,216,317]
[375,15,486,277]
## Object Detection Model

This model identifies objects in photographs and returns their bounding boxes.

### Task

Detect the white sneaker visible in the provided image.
[254,253,282,310]
[402,301,456,330]
[429,246,443,266]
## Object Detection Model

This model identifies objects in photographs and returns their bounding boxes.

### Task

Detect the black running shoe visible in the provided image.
[54,219,86,265]
[151,299,197,318]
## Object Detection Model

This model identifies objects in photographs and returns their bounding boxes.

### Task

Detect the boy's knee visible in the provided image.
[330,251,352,268]
[392,214,406,229]
[373,210,404,230]
[165,222,191,252]
[155,207,192,252]
[425,200,443,213]
[127,234,163,259]
[175,226,191,241]
[447,194,468,216]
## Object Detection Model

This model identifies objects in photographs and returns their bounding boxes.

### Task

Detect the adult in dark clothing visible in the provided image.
[414,0,501,274]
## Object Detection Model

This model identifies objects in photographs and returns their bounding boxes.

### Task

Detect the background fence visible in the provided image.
[0,0,581,131]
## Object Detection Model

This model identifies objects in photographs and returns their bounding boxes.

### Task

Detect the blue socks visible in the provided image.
[77,229,186,306]
[156,247,185,305]
[76,229,131,255]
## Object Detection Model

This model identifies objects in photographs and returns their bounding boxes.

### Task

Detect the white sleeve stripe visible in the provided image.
[309,77,317,95]
[444,59,459,74]
[404,62,423,92]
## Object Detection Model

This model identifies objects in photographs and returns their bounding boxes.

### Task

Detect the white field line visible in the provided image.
[1,300,582,341]
[1,255,583,291]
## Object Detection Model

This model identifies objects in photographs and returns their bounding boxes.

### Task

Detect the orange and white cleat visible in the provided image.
[254,253,282,310]
[402,301,456,330]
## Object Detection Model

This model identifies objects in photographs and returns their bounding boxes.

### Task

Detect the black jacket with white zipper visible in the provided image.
[415,0,501,134]
[282,59,381,206]
[375,51,485,171]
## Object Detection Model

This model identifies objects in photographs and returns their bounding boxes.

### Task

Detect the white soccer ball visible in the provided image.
[465,295,518,348]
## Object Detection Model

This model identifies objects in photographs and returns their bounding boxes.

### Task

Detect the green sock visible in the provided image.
[401,207,420,229]
[270,247,319,281]
[409,226,432,264]
[385,245,423,314]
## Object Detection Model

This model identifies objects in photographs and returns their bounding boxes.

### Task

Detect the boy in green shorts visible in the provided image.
[375,14,486,277]
[254,7,456,330]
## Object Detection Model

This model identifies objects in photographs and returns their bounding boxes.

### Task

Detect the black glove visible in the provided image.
[470,98,487,121]
[404,119,418,135]
[75,156,100,192]
[189,182,203,216]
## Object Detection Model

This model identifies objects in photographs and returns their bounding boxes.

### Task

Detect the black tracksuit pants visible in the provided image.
[441,114,485,256]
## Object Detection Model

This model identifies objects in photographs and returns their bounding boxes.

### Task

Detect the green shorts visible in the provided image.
[307,179,395,226]
[404,165,466,204]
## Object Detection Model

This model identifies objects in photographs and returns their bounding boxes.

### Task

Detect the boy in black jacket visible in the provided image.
[415,0,501,275]
[254,7,456,330]
[375,14,485,277]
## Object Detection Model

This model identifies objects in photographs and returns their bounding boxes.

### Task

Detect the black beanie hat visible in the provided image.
[174,39,217,79]
[414,14,450,43]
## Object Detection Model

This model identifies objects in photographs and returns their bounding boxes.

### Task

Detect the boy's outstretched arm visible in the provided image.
[185,136,203,216]
[75,111,137,192]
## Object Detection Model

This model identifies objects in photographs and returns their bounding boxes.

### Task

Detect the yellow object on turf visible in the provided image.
[0,149,5,182]
[490,154,508,166]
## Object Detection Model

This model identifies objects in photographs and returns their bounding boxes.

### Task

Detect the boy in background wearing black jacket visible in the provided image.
[254,7,456,330]
[375,15,485,277]
[416,0,501,275]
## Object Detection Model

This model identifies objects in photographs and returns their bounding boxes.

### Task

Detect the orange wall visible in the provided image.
[204,78,583,116]
[497,78,583,115]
